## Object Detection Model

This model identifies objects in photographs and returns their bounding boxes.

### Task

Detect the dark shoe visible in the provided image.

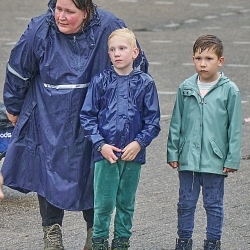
[43,224,64,250]
[111,238,130,250]
[204,240,221,250]
[175,238,193,250]
[92,238,109,250]
[83,228,93,250]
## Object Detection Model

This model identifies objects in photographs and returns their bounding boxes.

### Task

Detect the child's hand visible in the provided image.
[223,167,237,173]
[100,144,121,164]
[0,173,4,201]
[121,141,141,161]
[168,161,179,169]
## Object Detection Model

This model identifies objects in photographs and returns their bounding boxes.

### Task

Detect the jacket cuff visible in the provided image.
[134,138,146,149]
[94,140,106,151]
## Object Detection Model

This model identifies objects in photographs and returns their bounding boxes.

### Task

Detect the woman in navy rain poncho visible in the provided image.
[1,0,148,249]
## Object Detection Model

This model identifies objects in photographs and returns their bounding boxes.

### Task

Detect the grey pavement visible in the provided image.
[0,0,250,249]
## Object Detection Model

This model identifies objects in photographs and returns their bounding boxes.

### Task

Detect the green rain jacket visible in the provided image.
[167,73,242,175]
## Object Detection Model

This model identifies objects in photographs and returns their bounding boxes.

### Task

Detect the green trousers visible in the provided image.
[93,159,141,240]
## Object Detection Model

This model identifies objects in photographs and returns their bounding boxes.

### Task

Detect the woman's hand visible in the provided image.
[0,173,4,201]
[6,111,19,127]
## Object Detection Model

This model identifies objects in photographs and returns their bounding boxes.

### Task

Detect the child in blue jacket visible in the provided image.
[167,35,242,250]
[80,28,161,249]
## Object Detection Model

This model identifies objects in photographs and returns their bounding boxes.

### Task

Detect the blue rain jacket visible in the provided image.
[80,67,161,163]
[2,2,149,210]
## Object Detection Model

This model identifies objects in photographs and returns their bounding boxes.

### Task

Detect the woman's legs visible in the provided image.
[38,195,65,249]
[38,195,64,226]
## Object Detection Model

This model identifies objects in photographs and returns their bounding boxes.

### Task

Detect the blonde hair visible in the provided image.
[108,28,137,49]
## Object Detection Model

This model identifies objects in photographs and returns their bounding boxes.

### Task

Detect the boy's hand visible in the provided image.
[121,141,141,161]
[223,167,237,173]
[168,161,179,169]
[100,144,121,164]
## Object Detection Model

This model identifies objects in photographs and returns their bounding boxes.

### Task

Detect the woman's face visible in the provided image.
[54,0,87,34]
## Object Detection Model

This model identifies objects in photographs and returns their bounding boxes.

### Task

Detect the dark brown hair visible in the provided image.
[72,0,96,23]
[193,35,223,58]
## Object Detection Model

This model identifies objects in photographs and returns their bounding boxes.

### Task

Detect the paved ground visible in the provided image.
[0,0,250,249]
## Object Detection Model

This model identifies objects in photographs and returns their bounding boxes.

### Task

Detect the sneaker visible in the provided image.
[92,238,109,250]
[111,238,130,250]
[43,224,64,250]
[175,238,193,250]
[204,240,221,250]
[83,228,93,250]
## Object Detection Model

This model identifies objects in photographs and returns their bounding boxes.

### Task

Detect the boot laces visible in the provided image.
[46,224,63,246]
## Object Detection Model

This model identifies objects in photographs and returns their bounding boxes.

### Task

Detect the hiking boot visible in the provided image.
[175,238,193,250]
[92,238,109,250]
[204,240,221,250]
[111,238,130,250]
[43,224,64,250]
[83,228,93,250]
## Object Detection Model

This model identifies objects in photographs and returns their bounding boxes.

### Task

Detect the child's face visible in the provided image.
[193,48,224,83]
[108,35,139,75]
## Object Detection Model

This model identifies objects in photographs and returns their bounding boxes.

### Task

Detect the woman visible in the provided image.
[1,0,148,249]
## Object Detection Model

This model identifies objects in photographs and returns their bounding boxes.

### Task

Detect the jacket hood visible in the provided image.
[48,0,56,9]
[186,72,231,88]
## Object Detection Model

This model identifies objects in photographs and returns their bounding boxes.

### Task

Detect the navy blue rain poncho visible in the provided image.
[2,1,149,210]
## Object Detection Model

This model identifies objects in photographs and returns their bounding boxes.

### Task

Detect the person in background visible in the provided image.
[167,35,242,250]
[80,28,161,250]
[1,1,148,249]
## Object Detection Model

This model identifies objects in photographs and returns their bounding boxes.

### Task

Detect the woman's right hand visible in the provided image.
[6,111,19,127]
[0,173,4,201]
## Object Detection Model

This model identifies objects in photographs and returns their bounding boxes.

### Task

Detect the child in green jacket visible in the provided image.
[167,35,242,250]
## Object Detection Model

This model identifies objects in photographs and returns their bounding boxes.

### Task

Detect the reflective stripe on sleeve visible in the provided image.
[44,83,90,89]
[7,64,29,81]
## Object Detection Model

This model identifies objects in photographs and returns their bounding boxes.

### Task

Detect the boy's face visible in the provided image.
[193,48,224,83]
[108,35,139,75]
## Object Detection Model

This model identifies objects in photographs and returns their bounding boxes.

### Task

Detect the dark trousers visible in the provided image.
[177,171,225,241]
[38,195,94,229]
